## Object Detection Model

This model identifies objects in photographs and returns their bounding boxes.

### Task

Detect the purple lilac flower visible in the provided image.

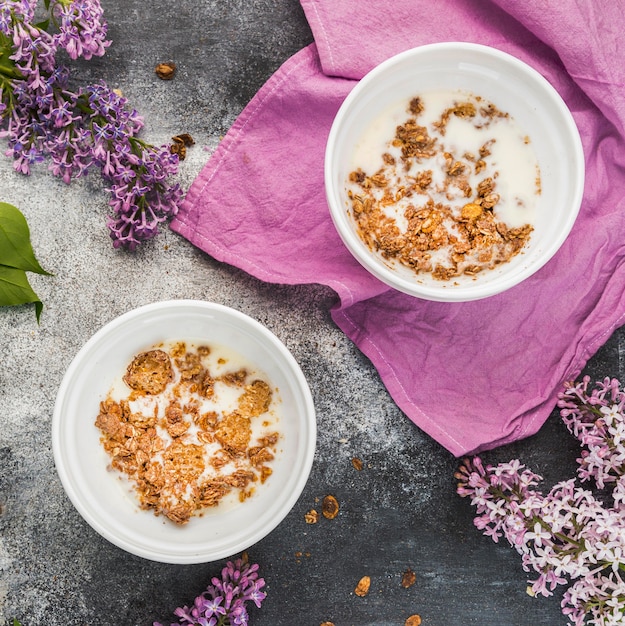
[50,0,110,60]
[457,376,625,626]
[0,0,182,248]
[558,376,625,489]
[154,557,266,626]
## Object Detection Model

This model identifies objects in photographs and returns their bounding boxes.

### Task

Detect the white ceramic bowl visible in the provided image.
[325,42,584,302]
[52,300,316,564]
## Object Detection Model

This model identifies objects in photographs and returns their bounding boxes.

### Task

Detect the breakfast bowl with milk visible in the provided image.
[324,42,584,302]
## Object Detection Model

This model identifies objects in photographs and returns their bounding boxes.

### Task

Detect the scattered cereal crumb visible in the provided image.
[354,575,371,597]
[351,457,364,471]
[320,622,335,626]
[305,509,319,524]
[405,616,422,626]
[322,495,339,519]
[172,133,195,147]
[155,61,176,80]
[295,551,312,564]
[170,134,194,161]
[401,568,416,588]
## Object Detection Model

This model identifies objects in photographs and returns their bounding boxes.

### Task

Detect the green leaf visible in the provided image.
[0,33,22,80]
[34,18,51,31]
[0,265,44,323]
[0,202,52,275]
[13,620,22,626]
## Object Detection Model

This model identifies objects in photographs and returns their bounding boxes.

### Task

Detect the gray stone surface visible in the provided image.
[1,1,623,625]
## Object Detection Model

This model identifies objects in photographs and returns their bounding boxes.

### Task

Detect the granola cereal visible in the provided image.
[351,457,363,471]
[170,133,194,160]
[95,341,281,525]
[123,349,173,395]
[321,494,339,519]
[401,568,417,588]
[155,61,176,80]
[354,575,371,597]
[346,89,540,281]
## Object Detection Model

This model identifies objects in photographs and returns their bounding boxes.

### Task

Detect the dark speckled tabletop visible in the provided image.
[0,2,621,625]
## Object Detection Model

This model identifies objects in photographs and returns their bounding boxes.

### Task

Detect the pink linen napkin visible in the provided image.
[171,0,625,456]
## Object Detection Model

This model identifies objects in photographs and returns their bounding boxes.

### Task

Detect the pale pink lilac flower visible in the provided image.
[457,376,625,625]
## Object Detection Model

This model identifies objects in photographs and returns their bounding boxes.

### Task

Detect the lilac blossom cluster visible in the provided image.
[456,376,625,626]
[154,557,267,626]
[0,0,182,249]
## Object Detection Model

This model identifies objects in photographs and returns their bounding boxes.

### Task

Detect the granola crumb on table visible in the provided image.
[401,567,417,588]
[354,575,371,597]
[154,61,176,80]
[95,342,280,525]
[351,457,364,471]
[321,494,340,519]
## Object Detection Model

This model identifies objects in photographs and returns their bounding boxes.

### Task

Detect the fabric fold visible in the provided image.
[171,0,625,456]
[171,44,389,307]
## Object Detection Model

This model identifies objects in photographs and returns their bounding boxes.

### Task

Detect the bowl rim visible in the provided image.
[51,299,317,563]
[324,41,585,302]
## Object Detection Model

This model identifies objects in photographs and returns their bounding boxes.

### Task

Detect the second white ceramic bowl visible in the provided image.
[325,42,584,302]
[52,300,317,563]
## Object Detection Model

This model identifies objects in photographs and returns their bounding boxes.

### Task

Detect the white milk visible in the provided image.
[349,89,540,229]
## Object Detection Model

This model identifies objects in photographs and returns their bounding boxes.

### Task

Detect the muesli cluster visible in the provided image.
[347,92,539,280]
[95,342,280,525]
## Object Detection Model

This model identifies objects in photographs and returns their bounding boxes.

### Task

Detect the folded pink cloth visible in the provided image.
[171,0,625,456]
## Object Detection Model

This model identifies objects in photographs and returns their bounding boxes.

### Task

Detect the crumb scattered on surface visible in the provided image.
[155,61,176,80]
[351,457,364,470]
[402,568,416,588]
[170,133,195,160]
[354,575,371,597]
[322,494,339,519]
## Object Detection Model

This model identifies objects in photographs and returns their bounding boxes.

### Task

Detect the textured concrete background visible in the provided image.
[1,1,623,625]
